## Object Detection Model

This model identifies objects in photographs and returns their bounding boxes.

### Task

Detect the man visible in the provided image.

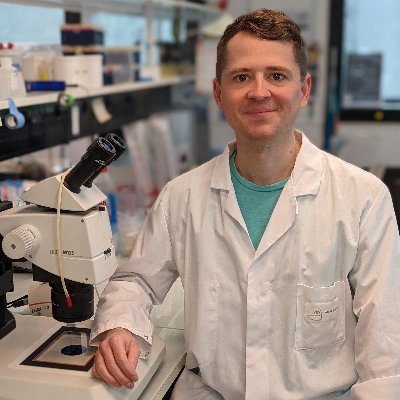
[90,9,400,399]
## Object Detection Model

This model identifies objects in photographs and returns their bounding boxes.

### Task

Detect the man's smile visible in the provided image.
[242,107,277,116]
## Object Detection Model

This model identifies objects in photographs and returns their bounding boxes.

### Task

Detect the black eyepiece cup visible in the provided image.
[63,137,116,193]
[83,133,126,188]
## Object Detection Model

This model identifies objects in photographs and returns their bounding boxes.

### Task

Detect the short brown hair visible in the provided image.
[216,9,307,82]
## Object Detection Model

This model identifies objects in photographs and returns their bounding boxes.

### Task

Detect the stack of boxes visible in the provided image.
[61,24,141,85]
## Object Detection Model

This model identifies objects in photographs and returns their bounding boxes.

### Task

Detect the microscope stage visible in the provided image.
[0,314,166,400]
[20,325,96,371]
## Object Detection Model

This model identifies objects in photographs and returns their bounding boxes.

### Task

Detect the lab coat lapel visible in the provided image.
[223,186,248,230]
[254,132,323,259]
[255,182,297,259]
[211,141,249,231]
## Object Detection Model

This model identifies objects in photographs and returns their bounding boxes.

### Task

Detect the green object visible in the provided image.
[230,152,288,249]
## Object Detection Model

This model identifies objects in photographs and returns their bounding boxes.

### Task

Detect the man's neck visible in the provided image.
[234,131,301,185]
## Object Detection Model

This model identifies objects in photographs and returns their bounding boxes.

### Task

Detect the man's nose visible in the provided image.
[247,77,271,100]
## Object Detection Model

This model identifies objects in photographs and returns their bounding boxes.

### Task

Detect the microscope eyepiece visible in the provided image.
[63,137,116,193]
[99,137,114,154]
[106,133,126,160]
[84,133,126,188]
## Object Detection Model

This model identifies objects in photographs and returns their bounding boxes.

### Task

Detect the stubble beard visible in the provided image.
[240,121,296,153]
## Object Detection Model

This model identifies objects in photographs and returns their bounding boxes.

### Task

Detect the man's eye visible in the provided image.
[271,73,286,81]
[234,74,248,82]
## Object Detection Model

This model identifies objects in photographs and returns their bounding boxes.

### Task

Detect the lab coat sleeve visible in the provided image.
[349,185,400,399]
[90,184,179,357]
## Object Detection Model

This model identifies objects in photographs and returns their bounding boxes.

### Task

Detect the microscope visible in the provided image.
[0,133,126,341]
[0,132,169,400]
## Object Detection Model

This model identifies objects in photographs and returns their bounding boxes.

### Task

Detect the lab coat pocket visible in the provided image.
[295,281,345,350]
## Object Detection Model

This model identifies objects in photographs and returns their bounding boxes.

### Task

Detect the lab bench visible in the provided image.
[1,272,186,400]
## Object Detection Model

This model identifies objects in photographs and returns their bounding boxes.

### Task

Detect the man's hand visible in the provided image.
[92,327,140,389]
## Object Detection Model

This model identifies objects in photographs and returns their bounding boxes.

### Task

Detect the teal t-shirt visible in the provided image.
[230,152,288,250]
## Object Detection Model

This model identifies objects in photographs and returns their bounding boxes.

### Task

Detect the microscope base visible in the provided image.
[0,314,166,400]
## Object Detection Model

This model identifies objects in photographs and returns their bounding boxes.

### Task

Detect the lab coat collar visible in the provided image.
[209,141,237,191]
[210,131,322,197]
[291,131,322,197]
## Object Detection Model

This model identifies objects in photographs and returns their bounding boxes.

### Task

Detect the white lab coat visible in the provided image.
[91,132,400,399]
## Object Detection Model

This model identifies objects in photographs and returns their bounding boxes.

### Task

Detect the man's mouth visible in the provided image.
[243,108,276,115]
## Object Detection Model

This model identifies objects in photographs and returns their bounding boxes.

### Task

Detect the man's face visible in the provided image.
[213,32,311,145]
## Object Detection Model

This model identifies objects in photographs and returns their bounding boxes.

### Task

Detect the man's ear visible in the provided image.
[300,73,312,108]
[213,78,222,108]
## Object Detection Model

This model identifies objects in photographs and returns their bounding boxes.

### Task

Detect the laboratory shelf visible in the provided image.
[0,75,194,110]
[0,75,196,162]
[0,0,214,162]
[0,0,221,15]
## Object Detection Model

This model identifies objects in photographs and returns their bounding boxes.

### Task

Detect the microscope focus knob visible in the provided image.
[2,224,40,260]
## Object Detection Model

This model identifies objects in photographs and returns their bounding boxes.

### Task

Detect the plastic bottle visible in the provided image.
[0,57,27,98]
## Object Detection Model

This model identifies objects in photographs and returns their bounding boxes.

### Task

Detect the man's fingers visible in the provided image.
[92,350,121,387]
[92,329,142,390]
[109,337,139,382]
[92,361,100,380]
[126,343,140,381]
[99,339,135,387]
